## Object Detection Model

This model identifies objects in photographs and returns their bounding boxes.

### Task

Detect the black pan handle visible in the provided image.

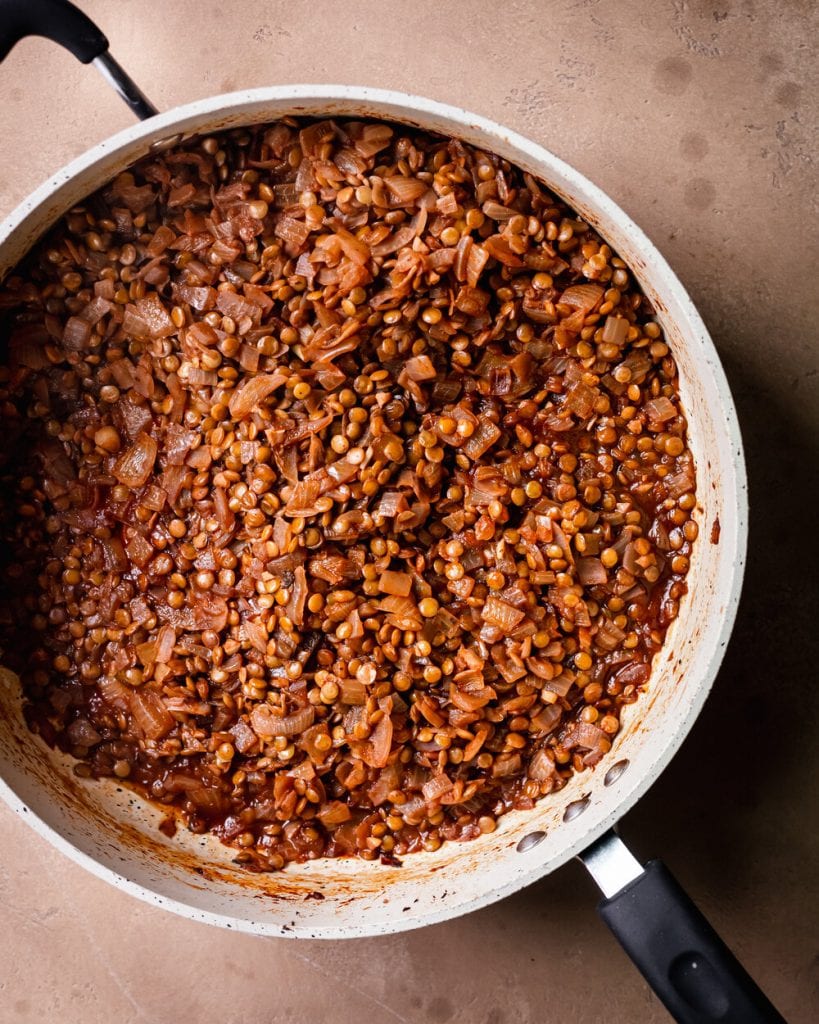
[0,0,157,120]
[0,0,107,63]
[580,832,785,1023]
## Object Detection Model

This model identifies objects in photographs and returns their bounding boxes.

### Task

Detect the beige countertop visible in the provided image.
[0,2,816,1021]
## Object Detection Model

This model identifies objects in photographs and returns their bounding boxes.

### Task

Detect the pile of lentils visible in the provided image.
[0,118,697,869]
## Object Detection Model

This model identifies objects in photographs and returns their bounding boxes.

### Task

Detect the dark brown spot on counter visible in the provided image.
[684,177,717,211]
[680,132,709,161]
[653,56,693,95]
[775,81,801,109]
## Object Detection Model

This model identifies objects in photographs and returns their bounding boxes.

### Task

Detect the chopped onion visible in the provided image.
[384,176,428,204]
[482,234,524,268]
[318,800,353,828]
[213,486,235,532]
[576,557,607,586]
[228,371,287,418]
[453,234,473,282]
[370,225,415,256]
[528,747,557,781]
[79,296,112,326]
[335,147,368,176]
[449,684,495,712]
[542,673,574,697]
[163,696,210,715]
[436,191,459,216]
[299,724,332,764]
[466,243,489,287]
[243,619,268,653]
[422,773,454,802]
[146,224,175,257]
[63,316,92,351]
[339,677,367,705]
[129,689,174,740]
[155,624,176,664]
[379,594,422,630]
[482,595,525,632]
[355,706,393,768]
[644,396,677,423]
[462,420,502,459]
[216,290,261,322]
[308,554,357,585]
[454,285,490,316]
[374,491,408,518]
[141,484,167,512]
[482,200,515,221]
[530,705,562,734]
[250,704,315,738]
[275,215,310,250]
[135,293,175,338]
[286,565,308,626]
[665,456,696,498]
[113,433,158,489]
[401,355,437,382]
[161,464,189,504]
[123,527,154,568]
[9,325,50,369]
[174,284,214,311]
[565,721,607,752]
[334,226,371,265]
[110,357,138,389]
[559,283,604,312]
[230,719,259,755]
[97,534,127,571]
[99,677,130,711]
[601,315,629,345]
[353,123,393,158]
[396,794,427,821]
[378,570,412,597]
[492,752,522,778]
[564,380,598,419]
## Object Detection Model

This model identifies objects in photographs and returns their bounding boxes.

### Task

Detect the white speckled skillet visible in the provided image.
[0,4,783,1022]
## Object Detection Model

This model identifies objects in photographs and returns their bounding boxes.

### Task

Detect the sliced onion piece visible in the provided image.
[250,704,315,738]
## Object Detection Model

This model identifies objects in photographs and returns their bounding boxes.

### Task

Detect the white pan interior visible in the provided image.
[0,87,747,937]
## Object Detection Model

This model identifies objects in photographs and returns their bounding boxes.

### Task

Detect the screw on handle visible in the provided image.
[0,0,157,120]
[596,860,786,1024]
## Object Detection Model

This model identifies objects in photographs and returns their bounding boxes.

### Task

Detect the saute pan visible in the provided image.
[0,3,784,1021]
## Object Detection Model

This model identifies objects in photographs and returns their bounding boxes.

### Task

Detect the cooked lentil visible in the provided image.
[0,118,696,870]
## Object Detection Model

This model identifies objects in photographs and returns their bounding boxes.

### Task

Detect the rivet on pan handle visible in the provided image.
[0,0,157,121]
[579,830,786,1024]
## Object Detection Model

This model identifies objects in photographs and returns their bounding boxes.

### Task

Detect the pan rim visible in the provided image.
[0,84,748,937]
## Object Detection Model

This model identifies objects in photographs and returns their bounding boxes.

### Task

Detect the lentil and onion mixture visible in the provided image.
[0,119,697,869]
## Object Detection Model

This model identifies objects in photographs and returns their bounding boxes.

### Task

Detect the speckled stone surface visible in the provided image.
[0,2,817,1021]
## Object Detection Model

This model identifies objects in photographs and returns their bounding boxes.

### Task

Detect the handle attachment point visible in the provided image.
[578,827,643,897]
